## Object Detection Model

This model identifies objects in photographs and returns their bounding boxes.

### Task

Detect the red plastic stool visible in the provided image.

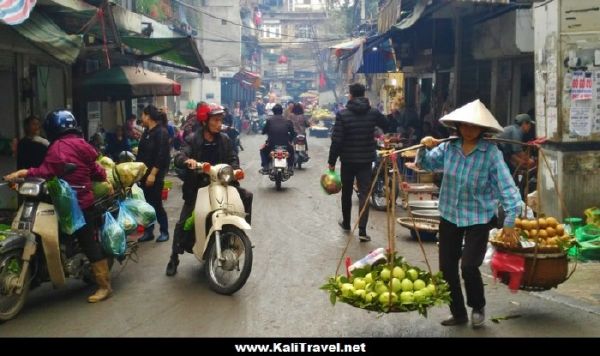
[491,251,525,292]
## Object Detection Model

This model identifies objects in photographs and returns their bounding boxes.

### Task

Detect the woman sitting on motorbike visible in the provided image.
[3,109,114,303]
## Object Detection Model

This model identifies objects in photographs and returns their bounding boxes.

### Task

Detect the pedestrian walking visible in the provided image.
[327,83,388,241]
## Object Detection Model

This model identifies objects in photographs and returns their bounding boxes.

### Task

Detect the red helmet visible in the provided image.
[197,103,224,123]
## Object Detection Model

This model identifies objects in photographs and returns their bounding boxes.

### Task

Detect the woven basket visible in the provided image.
[397,217,439,241]
[499,251,568,291]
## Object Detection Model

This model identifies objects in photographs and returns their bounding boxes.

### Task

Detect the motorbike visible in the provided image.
[0,165,119,322]
[267,146,292,191]
[293,135,309,169]
[181,162,252,295]
[221,125,244,154]
[370,135,404,211]
[247,109,263,134]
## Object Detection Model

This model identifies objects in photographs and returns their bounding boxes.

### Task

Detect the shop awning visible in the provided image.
[13,10,82,64]
[233,70,261,88]
[76,65,181,101]
[0,0,37,25]
[329,37,365,57]
[121,36,210,74]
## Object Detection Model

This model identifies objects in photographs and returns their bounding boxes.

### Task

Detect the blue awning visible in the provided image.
[357,36,396,74]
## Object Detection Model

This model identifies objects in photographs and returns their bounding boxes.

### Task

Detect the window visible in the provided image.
[261,24,281,39]
[295,24,312,39]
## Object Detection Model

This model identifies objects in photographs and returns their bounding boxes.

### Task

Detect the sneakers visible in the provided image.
[338,220,350,231]
[259,168,269,175]
[440,315,468,326]
[471,308,485,328]
[358,229,371,242]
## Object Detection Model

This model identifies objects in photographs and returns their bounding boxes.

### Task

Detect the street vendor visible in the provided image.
[416,99,521,328]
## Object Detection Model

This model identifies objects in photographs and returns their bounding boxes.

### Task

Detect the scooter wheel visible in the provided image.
[205,226,253,295]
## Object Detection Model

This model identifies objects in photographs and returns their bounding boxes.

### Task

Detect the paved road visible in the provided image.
[1,133,599,337]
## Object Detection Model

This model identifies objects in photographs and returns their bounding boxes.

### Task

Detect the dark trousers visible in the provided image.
[260,144,294,169]
[438,217,494,317]
[142,181,169,235]
[74,209,105,263]
[340,162,372,230]
[171,187,253,256]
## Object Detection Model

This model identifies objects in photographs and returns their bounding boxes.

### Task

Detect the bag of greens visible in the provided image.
[121,198,156,227]
[101,212,126,257]
[46,177,86,235]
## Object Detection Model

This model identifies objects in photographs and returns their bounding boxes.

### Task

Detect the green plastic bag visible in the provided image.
[101,212,126,257]
[121,198,156,227]
[46,177,86,235]
[117,202,138,234]
[131,183,145,201]
[320,170,342,195]
[575,224,600,242]
[183,213,194,231]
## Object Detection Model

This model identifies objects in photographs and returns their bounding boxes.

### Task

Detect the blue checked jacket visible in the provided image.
[416,139,521,228]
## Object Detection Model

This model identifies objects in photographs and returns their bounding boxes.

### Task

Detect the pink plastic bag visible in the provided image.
[491,251,525,292]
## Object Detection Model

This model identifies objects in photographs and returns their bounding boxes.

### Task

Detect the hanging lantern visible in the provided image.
[278,54,288,64]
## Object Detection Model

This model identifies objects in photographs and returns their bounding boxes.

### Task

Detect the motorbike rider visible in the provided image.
[3,109,114,303]
[259,104,296,174]
[166,103,253,276]
[289,103,311,155]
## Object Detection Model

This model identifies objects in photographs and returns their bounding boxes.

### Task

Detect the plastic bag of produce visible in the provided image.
[105,168,119,190]
[92,181,112,199]
[98,156,115,170]
[46,177,86,235]
[131,183,145,201]
[117,202,138,234]
[121,198,156,227]
[114,162,147,188]
[101,212,126,257]
[183,213,194,231]
[320,170,342,195]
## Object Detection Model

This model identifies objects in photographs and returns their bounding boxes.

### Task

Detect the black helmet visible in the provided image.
[43,109,80,141]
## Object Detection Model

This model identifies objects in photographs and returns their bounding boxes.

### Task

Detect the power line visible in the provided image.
[172,0,348,42]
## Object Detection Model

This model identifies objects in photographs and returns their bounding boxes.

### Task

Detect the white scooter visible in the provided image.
[185,162,253,295]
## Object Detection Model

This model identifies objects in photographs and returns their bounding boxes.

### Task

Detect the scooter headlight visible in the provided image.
[218,166,235,184]
[19,182,41,197]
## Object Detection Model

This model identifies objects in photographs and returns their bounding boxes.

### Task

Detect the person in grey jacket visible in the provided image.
[328,83,388,241]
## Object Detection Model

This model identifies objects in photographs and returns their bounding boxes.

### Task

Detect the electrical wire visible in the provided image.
[172,0,348,42]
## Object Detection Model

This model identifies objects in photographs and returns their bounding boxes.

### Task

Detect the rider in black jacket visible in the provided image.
[166,104,253,276]
[259,104,296,174]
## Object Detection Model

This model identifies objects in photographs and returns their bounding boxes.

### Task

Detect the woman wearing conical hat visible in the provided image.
[416,99,521,328]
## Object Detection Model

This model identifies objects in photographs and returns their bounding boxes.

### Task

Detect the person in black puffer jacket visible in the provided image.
[328,83,388,241]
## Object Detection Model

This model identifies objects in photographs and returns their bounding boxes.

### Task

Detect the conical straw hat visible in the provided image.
[439,99,503,134]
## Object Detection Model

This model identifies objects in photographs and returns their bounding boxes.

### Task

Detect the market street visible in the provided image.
[1,134,599,337]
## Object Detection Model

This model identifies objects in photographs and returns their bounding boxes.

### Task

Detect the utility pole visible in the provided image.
[360,0,366,21]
